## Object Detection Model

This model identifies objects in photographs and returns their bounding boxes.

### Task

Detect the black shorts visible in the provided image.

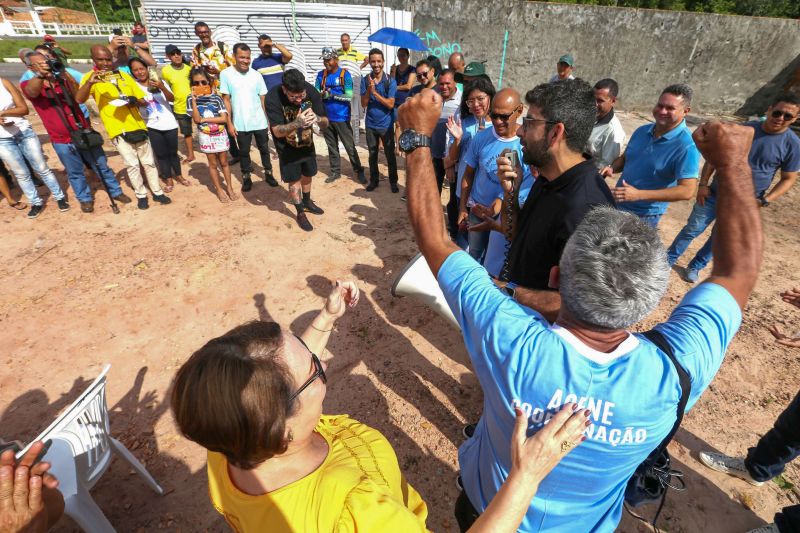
[175,113,193,137]
[279,155,317,183]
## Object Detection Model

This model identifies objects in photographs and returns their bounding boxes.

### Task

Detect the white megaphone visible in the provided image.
[391,253,460,330]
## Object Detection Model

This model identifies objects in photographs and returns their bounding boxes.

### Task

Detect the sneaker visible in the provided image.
[325,173,341,184]
[366,181,378,192]
[137,197,149,210]
[113,193,132,204]
[462,423,477,439]
[747,524,779,533]
[241,175,253,192]
[153,194,172,205]
[698,451,764,486]
[80,201,94,213]
[264,173,279,187]
[357,169,367,184]
[401,195,407,202]
[27,204,43,219]
[683,267,700,284]
[390,182,399,193]
[303,198,324,215]
[296,211,313,232]
[57,198,70,212]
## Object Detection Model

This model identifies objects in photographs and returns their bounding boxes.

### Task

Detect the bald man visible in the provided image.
[458,88,533,265]
[77,45,170,209]
[448,51,466,89]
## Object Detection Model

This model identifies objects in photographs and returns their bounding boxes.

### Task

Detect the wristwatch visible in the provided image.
[398,129,431,154]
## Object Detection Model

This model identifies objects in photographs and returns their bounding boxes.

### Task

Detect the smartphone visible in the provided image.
[112,28,122,36]
[502,148,518,169]
[192,84,211,97]
[299,101,311,112]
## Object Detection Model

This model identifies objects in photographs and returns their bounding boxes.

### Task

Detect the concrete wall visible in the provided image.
[302,0,800,115]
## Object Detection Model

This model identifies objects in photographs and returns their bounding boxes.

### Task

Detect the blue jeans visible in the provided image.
[467,211,491,264]
[666,196,716,271]
[0,128,63,205]
[619,205,663,228]
[746,390,800,483]
[53,143,122,202]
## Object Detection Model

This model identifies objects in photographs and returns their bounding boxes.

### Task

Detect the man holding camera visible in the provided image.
[77,45,171,210]
[22,52,128,213]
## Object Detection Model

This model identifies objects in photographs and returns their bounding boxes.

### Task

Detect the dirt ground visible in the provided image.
[0,109,798,533]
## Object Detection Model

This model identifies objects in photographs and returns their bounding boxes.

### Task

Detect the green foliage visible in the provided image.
[34,0,139,23]
[0,38,95,60]
[536,0,799,18]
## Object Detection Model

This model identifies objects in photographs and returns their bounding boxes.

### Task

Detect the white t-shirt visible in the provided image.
[549,73,575,83]
[0,80,31,138]
[136,81,179,132]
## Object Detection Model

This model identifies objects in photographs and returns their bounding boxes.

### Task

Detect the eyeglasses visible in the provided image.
[522,116,557,131]
[490,111,517,121]
[288,335,327,402]
[417,70,430,77]
[191,80,209,86]
[466,95,489,107]
[287,91,307,102]
[771,110,796,121]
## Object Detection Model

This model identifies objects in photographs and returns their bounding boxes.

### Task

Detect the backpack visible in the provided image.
[624,329,690,530]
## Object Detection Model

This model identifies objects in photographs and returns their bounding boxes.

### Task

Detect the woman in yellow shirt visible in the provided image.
[171,280,588,532]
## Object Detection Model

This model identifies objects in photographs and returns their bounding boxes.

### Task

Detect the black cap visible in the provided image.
[165,44,181,55]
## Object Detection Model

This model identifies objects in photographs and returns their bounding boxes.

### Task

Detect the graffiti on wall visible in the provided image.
[414,29,462,58]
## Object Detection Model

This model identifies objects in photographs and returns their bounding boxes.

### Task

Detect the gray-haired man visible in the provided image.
[398,86,761,532]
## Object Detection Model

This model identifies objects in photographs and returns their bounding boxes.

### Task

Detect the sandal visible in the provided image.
[176,176,191,186]
[9,201,26,210]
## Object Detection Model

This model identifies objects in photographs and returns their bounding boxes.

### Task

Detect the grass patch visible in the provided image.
[0,38,95,61]
[774,474,795,490]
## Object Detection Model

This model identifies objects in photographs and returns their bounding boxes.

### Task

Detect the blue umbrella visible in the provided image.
[368,27,428,51]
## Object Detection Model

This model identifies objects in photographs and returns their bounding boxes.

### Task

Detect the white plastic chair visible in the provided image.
[19,364,163,532]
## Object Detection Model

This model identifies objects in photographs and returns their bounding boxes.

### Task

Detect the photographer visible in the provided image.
[107,32,156,74]
[41,34,71,66]
[22,51,129,213]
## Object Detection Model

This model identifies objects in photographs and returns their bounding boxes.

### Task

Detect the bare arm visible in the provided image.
[274,43,293,63]
[22,74,45,99]
[75,72,99,104]
[0,79,28,118]
[398,89,459,277]
[133,44,156,67]
[613,177,697,204]
[458,166,476,215]
[158,80,174,102]
[397,71,416,92]
[271,116,305,139]
[764,170,798,203]
[56,44,72,56]
[301,281,359,356]
[695,122,762,309]
[513,288,561,323]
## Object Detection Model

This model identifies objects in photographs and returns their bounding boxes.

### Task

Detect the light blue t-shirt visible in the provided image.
[360,72,396,131]
[438,252,741,532]
[463,127,527,207]
[617,120,700,216]
[446,115,490,198]
[219,67,268,132]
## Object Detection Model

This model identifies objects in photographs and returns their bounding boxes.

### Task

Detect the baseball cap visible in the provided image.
[463,61,486,77]
[320,46,337,60]
[43,34,55,42]
[165,44,181,55]
[558,54,574,66]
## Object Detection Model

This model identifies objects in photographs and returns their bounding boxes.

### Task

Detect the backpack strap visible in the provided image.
[642,329,691,451]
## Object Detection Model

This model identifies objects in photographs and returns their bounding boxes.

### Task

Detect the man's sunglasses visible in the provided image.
[288,335,327,402]
[191,80,210,86]
[417,70,431,77]
[490,111,517,121]
[771,110,796,121]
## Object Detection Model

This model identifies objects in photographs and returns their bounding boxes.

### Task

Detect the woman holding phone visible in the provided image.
[186,67,237,203]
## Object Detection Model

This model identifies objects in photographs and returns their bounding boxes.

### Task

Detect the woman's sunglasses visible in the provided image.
[191,80,210,86]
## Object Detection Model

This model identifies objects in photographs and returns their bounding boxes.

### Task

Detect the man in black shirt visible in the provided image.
[498,78,615,320]
[265,69,329,232]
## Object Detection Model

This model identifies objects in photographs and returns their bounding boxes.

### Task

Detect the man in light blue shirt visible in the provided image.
[219,43,277,192]
[601,84,701,228]
[397,88,762,532]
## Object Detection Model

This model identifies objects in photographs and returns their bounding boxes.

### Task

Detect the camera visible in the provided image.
[45,58,66,78]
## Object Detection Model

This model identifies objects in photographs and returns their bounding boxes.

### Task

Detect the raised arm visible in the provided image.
[398,89,459,276]
[695,121,762,309]
[274,42,293,63]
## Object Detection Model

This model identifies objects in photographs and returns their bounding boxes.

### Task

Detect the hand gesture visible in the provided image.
[0,463,48,533]
[299,108,317,128]
[496,155,520,195]
[457,209,469,230]
[692,121,754,172]
[696,183,711,206]
[398,88,442,138]
[121,36,134,48]
[87,70,105,86]
[767,325,800,348]
[110,36,126,49]
[781,288,800,309]
[612,180,641,203]
[600,166,614,178]
[509,403,588,485]
[325,280,360,319]
[446,115,462,141]
[468,212,502,233]
[0,441,59,490]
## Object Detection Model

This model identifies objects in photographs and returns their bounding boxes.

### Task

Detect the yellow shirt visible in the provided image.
[207,415,430,533]
[161,63,191,115]
[80,70,146,139]
[336,47,365,63]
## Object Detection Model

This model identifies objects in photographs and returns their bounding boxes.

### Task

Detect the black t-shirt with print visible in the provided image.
[265,81,326,163]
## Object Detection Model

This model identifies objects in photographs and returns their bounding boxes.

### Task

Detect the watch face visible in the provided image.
[398,130,417,153]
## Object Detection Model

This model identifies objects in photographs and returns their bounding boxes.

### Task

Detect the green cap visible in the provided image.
[558,54,574,66]
[463,61,486,77]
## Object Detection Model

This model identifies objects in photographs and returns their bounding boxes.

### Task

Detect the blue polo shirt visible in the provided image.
[617,120,700,216]
[438,251,741,532]
[360,72,396,131]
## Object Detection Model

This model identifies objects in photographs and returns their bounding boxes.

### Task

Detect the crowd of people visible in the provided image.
[2,20,800,533]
